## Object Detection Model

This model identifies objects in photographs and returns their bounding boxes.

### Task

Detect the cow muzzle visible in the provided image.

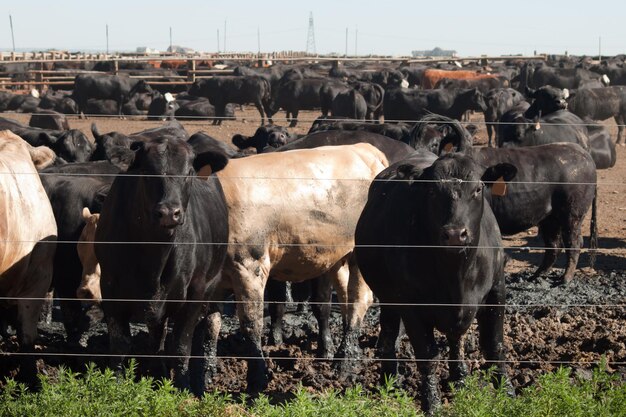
[441,227,470,247]
[155,204,184,229]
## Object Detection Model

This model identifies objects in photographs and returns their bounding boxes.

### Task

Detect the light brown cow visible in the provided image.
[0,130,57,384]
[76,208,101,303]
[198,143,387,391]
[422,68,495,89]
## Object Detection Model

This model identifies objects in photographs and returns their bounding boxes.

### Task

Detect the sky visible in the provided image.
[2,1,624,57]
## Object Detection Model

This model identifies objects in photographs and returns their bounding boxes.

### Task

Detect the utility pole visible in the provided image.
[169,27,172,53]
[345,27,348,57]
[257,26,261,54]
[354,27,358,56]
[224,19,227,53]
[106,24,109,55]
[9,14,15,52]
[217,29,220,53]
[599,36,602,62]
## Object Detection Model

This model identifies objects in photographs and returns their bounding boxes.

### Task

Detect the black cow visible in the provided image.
[520,62,605,90]
[498,109,589,151]
[383,87,487,122]
[586,121,617,169]
[72,73,152,116]
[308,118,412,142]
[39,161,119,344]
[567,86,626,144]
[147,92,179,120]
[524,85,569,119]
[319,80,350,118]
[90,120,188,168]
[268,78,337,126]
[188,76,270,125]
[435,76,507,94]
[95,136,229,396]
[232,125,300,153]
[483,88,526,147]
[0,116,94,163]
[175,97,236,121]
[331,89,367,120]
[29,110,70,131]
[6,94,41,113]
[38,90,79,114]
[349,81,385,121]
[355,151,515,413]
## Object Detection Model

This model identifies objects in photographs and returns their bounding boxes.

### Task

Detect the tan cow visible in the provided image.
[422,68,494,89]
[0,130,57,384]
[76,208,101,303]
[198,143,388,391]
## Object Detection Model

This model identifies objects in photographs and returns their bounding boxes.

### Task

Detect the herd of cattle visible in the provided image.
[0,54,623,412]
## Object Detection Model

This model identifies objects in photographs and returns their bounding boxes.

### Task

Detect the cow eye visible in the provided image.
[473,183,483,198]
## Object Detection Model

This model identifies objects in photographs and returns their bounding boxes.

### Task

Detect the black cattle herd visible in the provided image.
[0,54,623,413]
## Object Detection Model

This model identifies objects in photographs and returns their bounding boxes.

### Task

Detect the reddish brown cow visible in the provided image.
[422,69,496,89]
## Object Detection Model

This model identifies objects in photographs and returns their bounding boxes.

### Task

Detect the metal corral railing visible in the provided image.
[0,53,546,90]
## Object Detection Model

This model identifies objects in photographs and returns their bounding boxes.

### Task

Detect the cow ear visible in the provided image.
[107,147,135,171]
[194,150,229,176]
[39,132,57,145]
[130,141,144,152]
[90,123,101,141]
[396,163,423,184]
[482,163,517,190]
[232,134,252,150]
[28,144,56,170]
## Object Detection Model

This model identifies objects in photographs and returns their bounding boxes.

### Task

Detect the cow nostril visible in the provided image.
[172,208,181,220]
[460,229,468,241]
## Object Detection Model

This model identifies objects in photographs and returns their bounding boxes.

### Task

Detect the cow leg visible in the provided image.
[447,333,468,384]
[105,313,132,377]
[289,110,299,128]
[188,305,221,397]
[266,279,287,346]
[486,124,493,147]
[146,316,168,379]
[561,216,584,283]
[16,297,45,386]
[476,282,512,396]
[334,255,373,379]
[255,101,266,126]
[232,265,269,393]
[403,316,440,413]
[377,305,402,383]
[533,218,561,279]
[310,276,333,359]
[169,301,207,394]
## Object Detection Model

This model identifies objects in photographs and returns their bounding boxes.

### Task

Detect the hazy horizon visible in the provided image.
[2,1,624,57]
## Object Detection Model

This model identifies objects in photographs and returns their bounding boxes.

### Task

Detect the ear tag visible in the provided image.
[443,142,454,153]
[534,121,541,130]
[491,176,507,196]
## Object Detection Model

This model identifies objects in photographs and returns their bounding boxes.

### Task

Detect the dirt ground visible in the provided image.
[1,109,625,403]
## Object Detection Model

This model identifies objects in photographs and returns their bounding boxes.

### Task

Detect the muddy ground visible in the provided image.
[0,109,625,402]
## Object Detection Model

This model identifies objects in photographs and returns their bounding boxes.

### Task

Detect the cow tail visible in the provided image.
[261,77,271,102]
[373,83,385,117]
[589,185,598,269]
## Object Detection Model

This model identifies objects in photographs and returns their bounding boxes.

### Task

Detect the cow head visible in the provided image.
[524,86,568,118]
[464,88,488,112]
[126,137,228,236]
[147,91,179,120]
[232,125,292,153]
[53,130,95,163]
[418,154,516,251]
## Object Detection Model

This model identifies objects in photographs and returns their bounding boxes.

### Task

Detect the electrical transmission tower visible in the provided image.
[306,12,316,55]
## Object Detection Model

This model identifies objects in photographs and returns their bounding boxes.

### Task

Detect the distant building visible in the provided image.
[136,47,160,54]
[411,47,457,57]
[166,45,195,54]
